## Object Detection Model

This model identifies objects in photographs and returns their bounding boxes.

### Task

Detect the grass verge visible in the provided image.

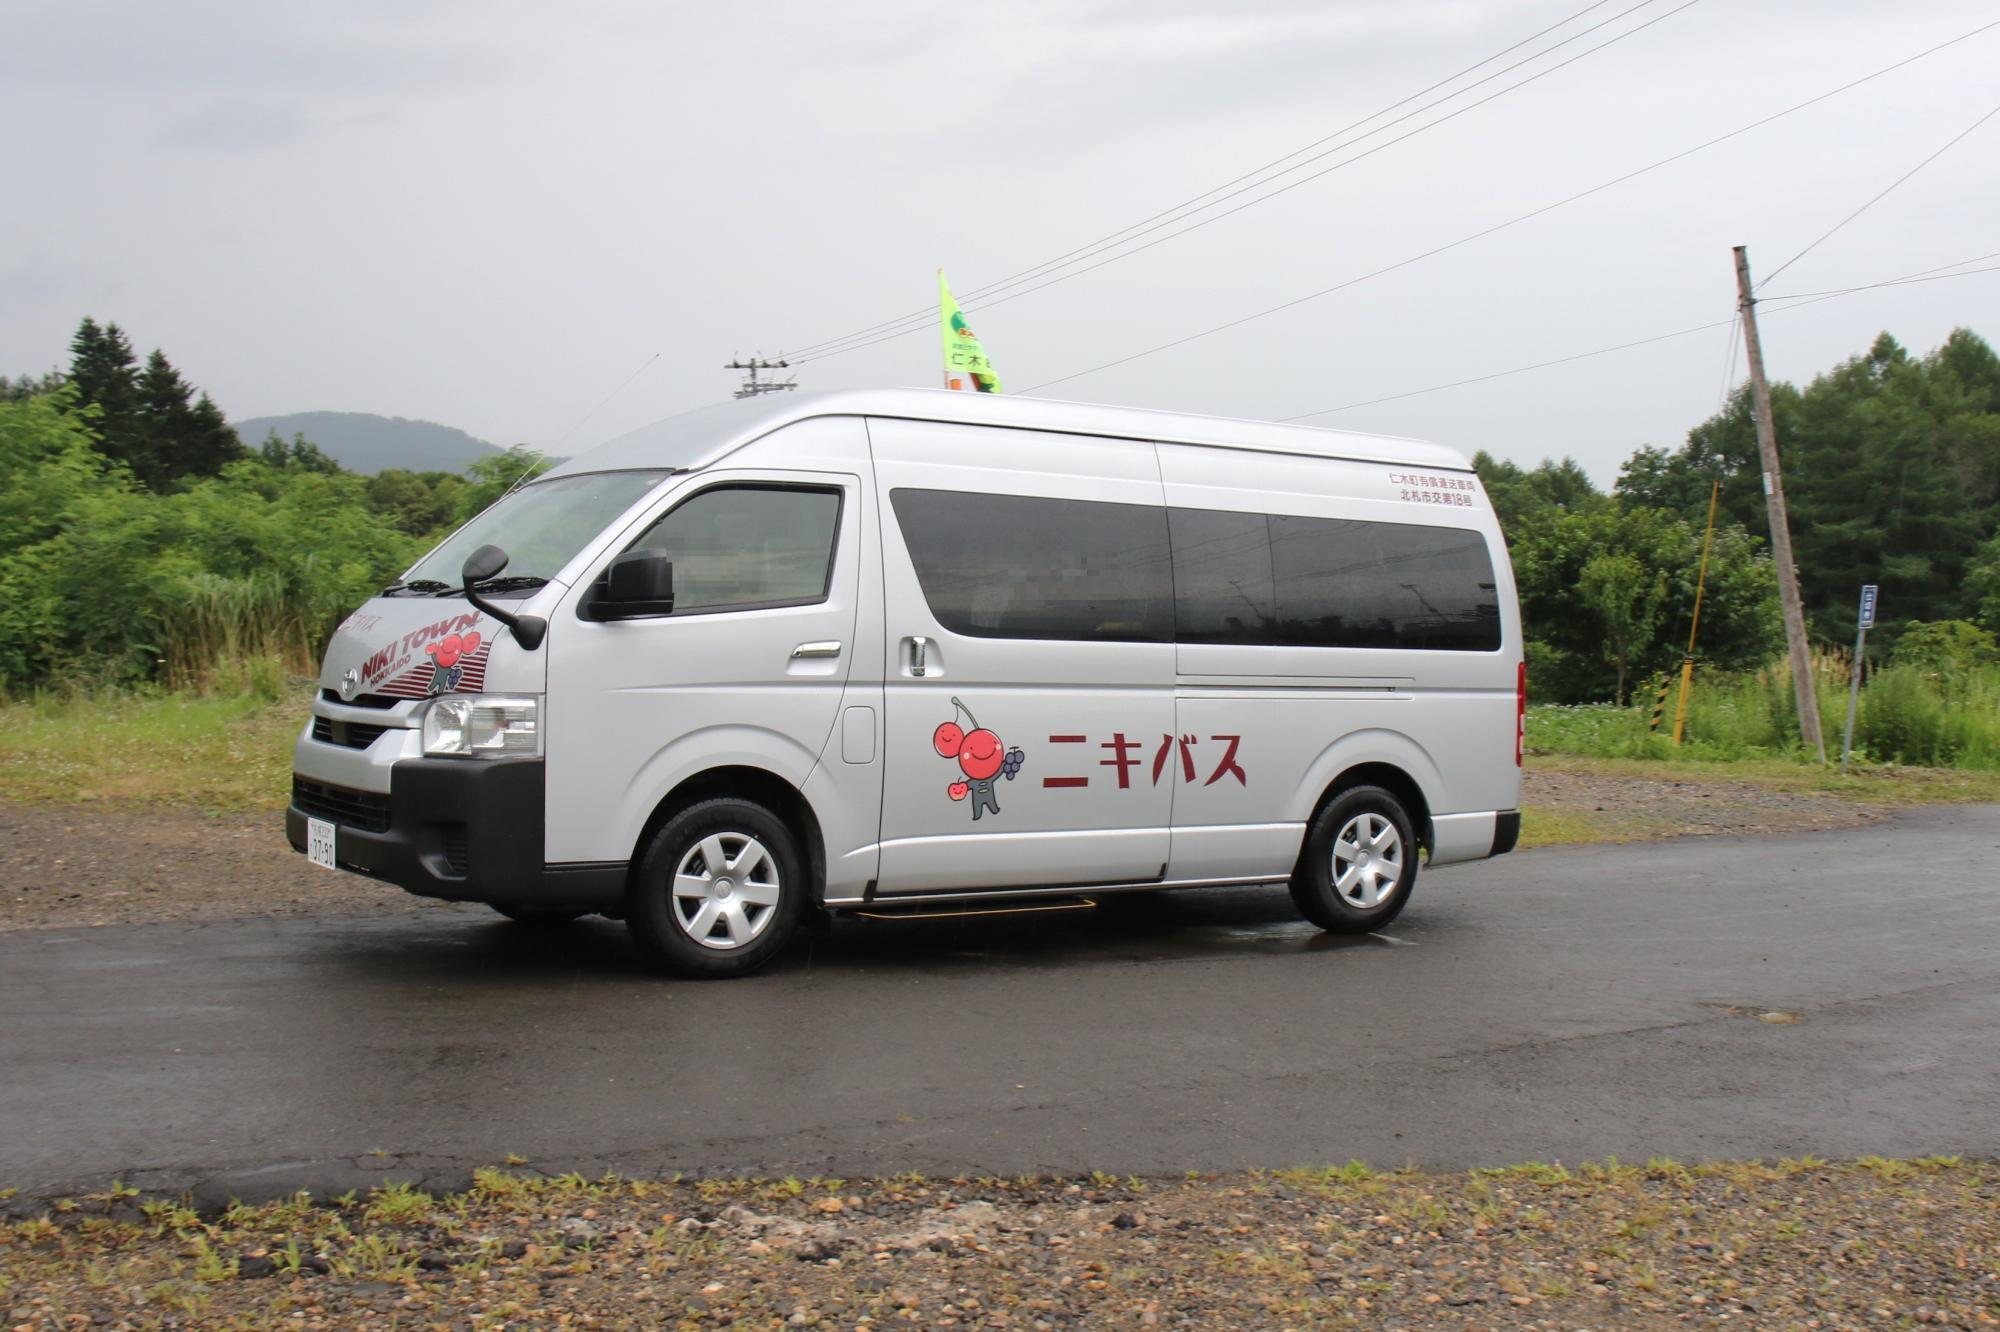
[2,1159,1990,1329]
[0,682,310,811]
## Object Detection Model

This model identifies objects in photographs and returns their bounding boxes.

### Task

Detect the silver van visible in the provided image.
[289,389,1523,976]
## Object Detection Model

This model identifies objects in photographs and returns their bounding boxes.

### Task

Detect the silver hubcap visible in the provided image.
[671,832,781,950]
[1332,812,1403,910]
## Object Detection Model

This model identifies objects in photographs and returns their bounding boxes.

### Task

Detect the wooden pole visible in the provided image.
[1733,245,1827,763]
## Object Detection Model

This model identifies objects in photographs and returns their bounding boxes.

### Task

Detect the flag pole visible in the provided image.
[938,268,956,391]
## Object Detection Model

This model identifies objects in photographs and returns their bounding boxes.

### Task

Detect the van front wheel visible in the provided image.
[1289,785,1417,934]
[625,798,804,978]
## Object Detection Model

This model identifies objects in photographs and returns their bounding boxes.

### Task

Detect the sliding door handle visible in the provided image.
[790,640,843,659]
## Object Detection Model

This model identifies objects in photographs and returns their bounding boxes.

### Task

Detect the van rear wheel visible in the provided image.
[625,797,804,978]
[1289,784,1418,934]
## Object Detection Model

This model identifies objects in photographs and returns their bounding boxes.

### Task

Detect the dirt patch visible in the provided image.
[3,1161,1991,1329]
[1521,766,1880,842]
[0,803,415,931]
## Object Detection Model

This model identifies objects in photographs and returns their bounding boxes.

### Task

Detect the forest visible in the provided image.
[3,317,1997,758]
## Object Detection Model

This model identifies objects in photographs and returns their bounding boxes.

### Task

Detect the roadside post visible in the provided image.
[1839,584,1878,774]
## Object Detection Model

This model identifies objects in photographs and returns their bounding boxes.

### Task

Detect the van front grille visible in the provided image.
[311,717,393,749]
[321,689,401,710]
[293,778,391,834]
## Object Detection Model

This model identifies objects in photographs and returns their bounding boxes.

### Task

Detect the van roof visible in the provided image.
[542,387,1474,480]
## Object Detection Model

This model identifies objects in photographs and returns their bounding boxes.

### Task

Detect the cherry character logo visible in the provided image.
[932,696,1024,821]
[424,631,482,695]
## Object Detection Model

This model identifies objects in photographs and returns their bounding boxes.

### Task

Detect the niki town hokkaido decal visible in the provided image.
[933,697,1025,821]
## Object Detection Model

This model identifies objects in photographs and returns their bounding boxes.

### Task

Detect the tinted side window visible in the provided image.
[1168,507,1500,651]
[1168,507,1274,643]
[630,485,841,613]
[891,489,1172,642]
[1269,514,1499,651]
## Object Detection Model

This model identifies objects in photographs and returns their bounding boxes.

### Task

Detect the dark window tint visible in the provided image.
[891,489,1172,642]
[1168,507,1274,642]
[1269,514,1498,650]
[630,485,840,612]
[1170,507,1500,651]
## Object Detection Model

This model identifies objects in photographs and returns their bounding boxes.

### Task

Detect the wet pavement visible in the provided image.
[3,805,1997,1204]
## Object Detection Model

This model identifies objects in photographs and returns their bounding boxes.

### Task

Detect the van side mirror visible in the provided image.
[594,549,675,619]
[461,544,509,586]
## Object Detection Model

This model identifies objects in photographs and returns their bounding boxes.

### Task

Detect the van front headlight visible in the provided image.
[422,695,541,757]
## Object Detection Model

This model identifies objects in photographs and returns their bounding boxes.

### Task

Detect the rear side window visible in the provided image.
[630,484,841,613]
[1170,507,1500,651]
[890,488,1173,642]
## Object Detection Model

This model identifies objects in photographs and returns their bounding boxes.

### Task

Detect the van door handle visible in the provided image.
[909,635,930,677]
[790,640,843,659]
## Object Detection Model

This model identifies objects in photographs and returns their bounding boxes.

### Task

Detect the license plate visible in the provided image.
[307,817,337,871]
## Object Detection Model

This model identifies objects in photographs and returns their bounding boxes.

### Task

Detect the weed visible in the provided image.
[188,1236,235,1282]
[363,1181,434,1225]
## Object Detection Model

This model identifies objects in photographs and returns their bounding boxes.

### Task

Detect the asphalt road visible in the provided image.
[4,806,1997,1206]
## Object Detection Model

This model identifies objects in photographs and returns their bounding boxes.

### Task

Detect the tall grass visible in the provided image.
[163,565,351,693]
[1529,654,2000,769]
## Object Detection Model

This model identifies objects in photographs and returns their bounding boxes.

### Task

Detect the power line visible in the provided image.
[1758,95,2000,289]
[786,0,1689,364]
[503,350,661,497]
[1276,255,2000,420]
[784,0,1631,360]
[804,0,1702,369]
[1020,16,2000,395]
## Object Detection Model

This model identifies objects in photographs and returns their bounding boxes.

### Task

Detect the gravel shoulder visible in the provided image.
[0,758,1943,930]
[5,1160,1993,1330]
[0,802,418,931]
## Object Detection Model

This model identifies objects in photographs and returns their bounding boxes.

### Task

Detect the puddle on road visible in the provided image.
[820,888,1419,971]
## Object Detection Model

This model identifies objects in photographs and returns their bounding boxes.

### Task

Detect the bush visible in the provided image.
[1528,657,2000,770]
[0,396,423,692]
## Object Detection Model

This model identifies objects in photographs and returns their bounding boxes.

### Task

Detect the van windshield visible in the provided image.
[393,471,672,595]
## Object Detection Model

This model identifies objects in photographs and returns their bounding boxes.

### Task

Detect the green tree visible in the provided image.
[1510,505,1781,703]
[453,446,549,524]
[0,369,66,402]
[257,429,342,475]
[367,468,465,537]
[64,318,244,489]
[1472,451,1608,538]
[1577,550,1667,705]
[1641,329,2000,640]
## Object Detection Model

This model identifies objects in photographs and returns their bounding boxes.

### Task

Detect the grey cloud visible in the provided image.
[0,0,510,96]
[156,98,312,150]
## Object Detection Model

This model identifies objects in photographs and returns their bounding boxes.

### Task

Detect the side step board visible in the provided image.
[844,895,1098,922]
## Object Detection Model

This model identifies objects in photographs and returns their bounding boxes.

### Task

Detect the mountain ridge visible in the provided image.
[231,410,503,475]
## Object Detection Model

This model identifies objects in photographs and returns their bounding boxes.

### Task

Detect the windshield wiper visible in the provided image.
[470,575,550,592]
[381,578,452,597]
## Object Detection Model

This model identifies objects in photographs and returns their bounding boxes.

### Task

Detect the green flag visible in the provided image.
[939,270,1001,393]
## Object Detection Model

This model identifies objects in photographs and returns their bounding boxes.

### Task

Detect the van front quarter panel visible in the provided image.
[541,443,874,879]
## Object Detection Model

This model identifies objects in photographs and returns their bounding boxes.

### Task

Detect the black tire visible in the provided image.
[489,903,588,925]
[1288,784,1419,934]
[624,797,805,978]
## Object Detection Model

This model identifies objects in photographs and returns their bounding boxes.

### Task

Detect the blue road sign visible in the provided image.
[1858,584,1878,629]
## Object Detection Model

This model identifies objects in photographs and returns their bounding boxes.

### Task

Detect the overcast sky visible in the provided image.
[4,0,1997,483]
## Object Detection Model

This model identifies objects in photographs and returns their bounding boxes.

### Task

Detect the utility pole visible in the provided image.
[1733,244,1826,763]
[725,355,798,399]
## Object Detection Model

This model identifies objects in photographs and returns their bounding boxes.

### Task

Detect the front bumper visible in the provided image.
[285,756,625,913]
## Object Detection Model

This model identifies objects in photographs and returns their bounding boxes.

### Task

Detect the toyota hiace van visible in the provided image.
[289,389,1523,976]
